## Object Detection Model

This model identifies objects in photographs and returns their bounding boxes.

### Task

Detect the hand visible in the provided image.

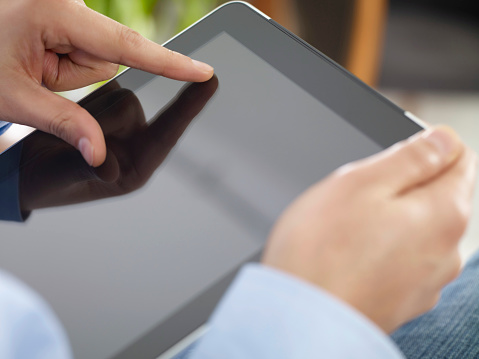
[18,75,218,212]
[262,127,477,333]
[0,0,214,167]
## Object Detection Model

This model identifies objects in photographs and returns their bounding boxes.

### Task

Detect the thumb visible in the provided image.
[357,126,464,194]
[5,82,106,167]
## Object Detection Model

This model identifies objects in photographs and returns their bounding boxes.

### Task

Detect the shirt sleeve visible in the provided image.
[0,143,27,222]
[0,121,12,136]
[190,264,405,359]
[0,270,72,359]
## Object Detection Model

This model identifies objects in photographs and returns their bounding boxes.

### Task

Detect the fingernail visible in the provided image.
[423,127,461,160]
[192,59,214,74]
[78,137,94,166]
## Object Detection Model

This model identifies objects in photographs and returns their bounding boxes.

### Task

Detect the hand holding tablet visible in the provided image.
[264,126,476,333]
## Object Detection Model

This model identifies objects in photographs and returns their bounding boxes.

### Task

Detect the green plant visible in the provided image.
[85,0,219,41]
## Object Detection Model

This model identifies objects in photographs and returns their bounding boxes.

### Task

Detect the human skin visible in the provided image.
[263,127,477,333]
[0,0,214,167]
[1,0,477,341]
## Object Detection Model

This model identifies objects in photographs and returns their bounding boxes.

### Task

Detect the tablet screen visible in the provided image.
[0,6,412,359]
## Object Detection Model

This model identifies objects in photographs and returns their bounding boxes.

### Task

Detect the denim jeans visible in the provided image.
[392,249,479,358]
[174,250,479,359]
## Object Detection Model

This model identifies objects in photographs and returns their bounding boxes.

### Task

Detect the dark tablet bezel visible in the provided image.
[165,2,423,147]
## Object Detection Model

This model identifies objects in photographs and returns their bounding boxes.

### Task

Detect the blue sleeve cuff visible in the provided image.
[0,143,25,222]
[191,264,405,359]
[0,121,12,136]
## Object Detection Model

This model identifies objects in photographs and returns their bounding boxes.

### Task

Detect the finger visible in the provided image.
[421,147,477,202]
[345,126,465,195]
[50,1,214,82]
[43,50,119,91]
[434,250,462,290]
[5,79,106,167]
[413,148,477,239]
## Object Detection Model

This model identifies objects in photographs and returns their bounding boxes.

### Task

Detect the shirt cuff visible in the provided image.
[192,264,405,359]
[0,143,26,222]
[0,121,12,136]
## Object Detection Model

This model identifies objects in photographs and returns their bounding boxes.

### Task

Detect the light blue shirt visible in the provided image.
[0,270,72,359]
[0,264,405,359]
[190,264,404,359]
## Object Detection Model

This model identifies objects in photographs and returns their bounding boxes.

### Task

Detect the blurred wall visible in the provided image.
[380,0,479,90]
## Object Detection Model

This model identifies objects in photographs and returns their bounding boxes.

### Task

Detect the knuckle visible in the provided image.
[47,107,77,143]
[333,160,376,190]
[412,293,441,318]
[334,161,362,181]
[155,49,175,76]
[441,198,470,244]
[103,63,120,80]
[118,26,144,52]
[403,200,430,226]
[448,254,463,283]
[165,49,176,62]
[405,139,441,180]
[453,204,470,234]
[417,292,441,316]
[427,293,441,312]
[330,163,358,188]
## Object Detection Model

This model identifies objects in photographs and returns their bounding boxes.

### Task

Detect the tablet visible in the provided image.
[0,2,423,358]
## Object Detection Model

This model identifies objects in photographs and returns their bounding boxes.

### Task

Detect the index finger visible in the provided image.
[51,1,214,82]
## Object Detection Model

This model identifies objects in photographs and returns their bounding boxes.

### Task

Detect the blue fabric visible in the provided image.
[0,121,12,136]
[0,144,24,222]
[188,264,404,359]
[392,250,479,358]
[0,270,72,359]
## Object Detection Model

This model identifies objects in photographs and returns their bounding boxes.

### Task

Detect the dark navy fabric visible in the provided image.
[0,121,11,136]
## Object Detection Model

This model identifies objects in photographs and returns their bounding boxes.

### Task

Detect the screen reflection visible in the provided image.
[0,76,218,221]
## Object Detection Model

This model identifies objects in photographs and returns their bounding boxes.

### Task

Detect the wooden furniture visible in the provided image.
[347,0,388,87]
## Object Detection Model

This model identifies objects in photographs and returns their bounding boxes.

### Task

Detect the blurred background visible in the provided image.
[78,0,479,90]
[2,0,479,257]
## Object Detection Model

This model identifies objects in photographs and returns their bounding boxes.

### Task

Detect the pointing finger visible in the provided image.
[49,1,214,82]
